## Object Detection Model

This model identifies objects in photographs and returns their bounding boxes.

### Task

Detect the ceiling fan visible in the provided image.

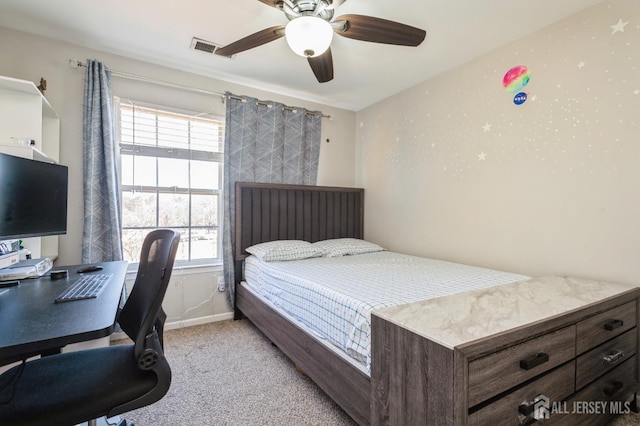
[214,0,426,83]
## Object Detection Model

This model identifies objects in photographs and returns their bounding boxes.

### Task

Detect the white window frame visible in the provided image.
[114,97,224,266]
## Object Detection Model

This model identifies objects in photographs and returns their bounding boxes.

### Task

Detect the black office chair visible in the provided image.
[0,229,180,426]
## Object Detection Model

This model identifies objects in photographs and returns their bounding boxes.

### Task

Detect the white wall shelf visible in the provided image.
[0,75,61,259]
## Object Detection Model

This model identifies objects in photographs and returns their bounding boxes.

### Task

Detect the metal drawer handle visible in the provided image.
[603,380,623,396]
[520,352,549,370]
[603,349,625,365]
[518,394,550,421]
[603,319,624,331]
[518,402,535,416]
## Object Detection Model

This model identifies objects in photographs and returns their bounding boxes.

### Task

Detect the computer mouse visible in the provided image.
[77,265,103,273]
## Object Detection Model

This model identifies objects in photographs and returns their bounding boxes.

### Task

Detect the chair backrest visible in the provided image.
[107,229,180,418]
[117,229,180,358]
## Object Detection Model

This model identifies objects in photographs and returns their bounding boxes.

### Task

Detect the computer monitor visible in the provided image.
[0,152,68,240]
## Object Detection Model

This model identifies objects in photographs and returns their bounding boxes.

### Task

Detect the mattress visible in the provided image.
[243,251,530,373]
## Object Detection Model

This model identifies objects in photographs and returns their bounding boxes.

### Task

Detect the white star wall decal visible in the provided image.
[478,152,487,161]
[611,19,628,34]
[482,123,492,132]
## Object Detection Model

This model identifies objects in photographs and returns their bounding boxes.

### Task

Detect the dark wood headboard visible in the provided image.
[234,182,364,262]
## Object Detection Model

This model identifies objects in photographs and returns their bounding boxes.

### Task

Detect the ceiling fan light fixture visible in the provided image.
[285,16,333,58]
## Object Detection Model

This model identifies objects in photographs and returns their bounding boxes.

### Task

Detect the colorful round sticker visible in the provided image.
[503,65,530,93]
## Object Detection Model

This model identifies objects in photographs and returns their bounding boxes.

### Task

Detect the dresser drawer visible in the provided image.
[576,301,636,354]
[577,355,637,405]
[468,325,575,407]
[576,328,637,390]
[468,361,575,426]
[554,356,638,426]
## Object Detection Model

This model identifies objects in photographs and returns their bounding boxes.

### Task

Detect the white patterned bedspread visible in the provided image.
[243,251,530,373]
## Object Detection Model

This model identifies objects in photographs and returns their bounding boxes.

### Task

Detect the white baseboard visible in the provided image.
[164,312,234,331]
[110,312,234,342]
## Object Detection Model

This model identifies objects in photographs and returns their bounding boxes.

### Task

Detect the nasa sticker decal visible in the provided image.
[513,92,528,105]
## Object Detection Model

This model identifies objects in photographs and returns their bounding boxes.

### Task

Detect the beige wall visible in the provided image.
[356,0,640,286]
[0,27,356,266]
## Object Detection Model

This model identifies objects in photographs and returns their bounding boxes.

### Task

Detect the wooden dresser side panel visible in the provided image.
[371,315,455,426]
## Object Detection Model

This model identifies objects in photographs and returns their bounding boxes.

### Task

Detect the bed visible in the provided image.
[232,182,529,425]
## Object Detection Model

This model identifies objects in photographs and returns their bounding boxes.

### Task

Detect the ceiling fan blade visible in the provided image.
[215,26,285,57]
[334,14,426,46]
[308,48,334,83]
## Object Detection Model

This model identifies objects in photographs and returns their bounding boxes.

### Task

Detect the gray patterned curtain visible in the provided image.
[222,92,322,307]
[82,60,123,263]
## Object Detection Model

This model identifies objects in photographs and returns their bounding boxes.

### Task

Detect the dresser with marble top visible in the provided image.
[370,276,640,425]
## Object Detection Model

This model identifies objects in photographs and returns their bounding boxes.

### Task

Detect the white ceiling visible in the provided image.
[0,0,604,111]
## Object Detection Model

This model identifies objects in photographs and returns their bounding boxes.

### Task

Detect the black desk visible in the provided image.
[0,261,128,365]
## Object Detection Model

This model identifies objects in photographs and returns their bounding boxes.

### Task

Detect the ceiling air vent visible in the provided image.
[190,37,221,54]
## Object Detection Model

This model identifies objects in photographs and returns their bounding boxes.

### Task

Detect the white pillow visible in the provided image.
[245,240,324,262]
[312,238,384,257]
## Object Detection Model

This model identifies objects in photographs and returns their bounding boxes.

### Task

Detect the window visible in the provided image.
[116,99,224,264]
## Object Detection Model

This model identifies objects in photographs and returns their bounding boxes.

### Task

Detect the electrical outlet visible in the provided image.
[217,277,225,292]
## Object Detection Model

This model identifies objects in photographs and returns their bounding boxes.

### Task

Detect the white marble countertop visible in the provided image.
[372,276,638,349]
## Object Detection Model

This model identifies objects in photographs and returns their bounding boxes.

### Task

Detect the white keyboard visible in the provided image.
[55,273,113,303]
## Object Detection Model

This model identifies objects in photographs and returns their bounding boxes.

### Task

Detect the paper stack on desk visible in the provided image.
[0,252,19,270]
[0,258,52,280]
[0,239,20,270]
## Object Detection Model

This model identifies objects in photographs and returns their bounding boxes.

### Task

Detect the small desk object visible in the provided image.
[371,276,640,426]
[0,261,127,366]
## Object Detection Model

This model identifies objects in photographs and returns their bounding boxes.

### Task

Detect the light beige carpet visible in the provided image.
[119,319,355,425]
[117,319,640,425]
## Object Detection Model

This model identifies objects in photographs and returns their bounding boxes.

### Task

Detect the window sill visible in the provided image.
[125,260,222,276]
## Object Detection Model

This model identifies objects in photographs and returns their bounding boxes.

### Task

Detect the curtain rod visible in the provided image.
[226,94,331,119]
[69,59,225,99]
[69,59,332,120]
